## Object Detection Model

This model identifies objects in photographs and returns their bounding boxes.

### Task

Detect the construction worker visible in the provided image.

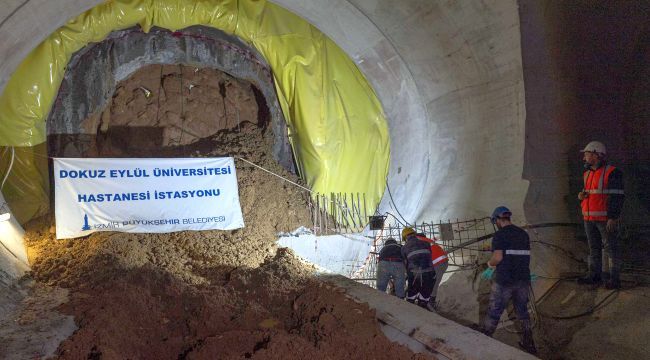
[376,238,406,298]
[480,206,536,355]
[401,227,435,311]
[577,141,625,289]
[415,232,448,310]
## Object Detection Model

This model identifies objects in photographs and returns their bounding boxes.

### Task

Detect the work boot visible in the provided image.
[479,326,494,337]
[427,297,437,311]
[468,323,485,333]
[518,338,537,355]
[417,300,433,312]
[518,324,537,355]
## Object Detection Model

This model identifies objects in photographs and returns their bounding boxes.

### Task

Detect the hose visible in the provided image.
[534,277,642,320]
[537,287,619,320]
[385,179,409,225]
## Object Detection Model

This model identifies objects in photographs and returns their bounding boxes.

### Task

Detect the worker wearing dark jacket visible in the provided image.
[577,141,625,289]
[480,206,536,355]
[376,238,406,298]
[416,233,448,310]
[401,227,435,310]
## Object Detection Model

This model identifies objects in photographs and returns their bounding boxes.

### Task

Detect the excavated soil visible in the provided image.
[20,65,430,359]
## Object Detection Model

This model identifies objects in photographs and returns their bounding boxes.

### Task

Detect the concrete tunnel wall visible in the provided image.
[11,0,641,326]
[1,3,649,356]
[0,0,533,320]
[0,0,529,224]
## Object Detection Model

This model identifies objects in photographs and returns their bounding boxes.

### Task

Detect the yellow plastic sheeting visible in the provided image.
[0,145,50,224]
[0,0,389,222]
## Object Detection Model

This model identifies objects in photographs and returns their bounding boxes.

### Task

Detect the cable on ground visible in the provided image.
[537,286,619,320]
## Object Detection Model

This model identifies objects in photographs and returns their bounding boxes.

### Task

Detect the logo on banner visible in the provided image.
[81,214,91,231]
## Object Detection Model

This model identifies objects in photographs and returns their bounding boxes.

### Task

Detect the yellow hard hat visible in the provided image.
[401,227,416,240]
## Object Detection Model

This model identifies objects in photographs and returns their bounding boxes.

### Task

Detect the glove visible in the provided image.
[480,267,494,280]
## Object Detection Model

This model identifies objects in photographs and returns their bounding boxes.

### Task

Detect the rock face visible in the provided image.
[81,64,262,154]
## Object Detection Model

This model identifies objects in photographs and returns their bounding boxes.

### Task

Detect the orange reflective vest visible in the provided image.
[416,235,448,266]
[581,165,623,221]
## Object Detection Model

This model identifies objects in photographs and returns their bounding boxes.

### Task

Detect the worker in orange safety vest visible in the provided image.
[577,141,625,289]
[414,232,448,310]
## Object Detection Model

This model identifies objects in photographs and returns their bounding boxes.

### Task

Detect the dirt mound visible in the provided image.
[25,223,428,359]
[20,64,430,359]
[29,125,312,287]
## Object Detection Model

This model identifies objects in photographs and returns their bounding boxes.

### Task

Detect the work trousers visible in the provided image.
[406,270,435,302]
[483,280,531,335]
[584,220,621,282]
[431,262,448,299]
[376,261,406,298]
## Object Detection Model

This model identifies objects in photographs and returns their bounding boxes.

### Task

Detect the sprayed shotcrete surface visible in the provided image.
[8,65,431,359]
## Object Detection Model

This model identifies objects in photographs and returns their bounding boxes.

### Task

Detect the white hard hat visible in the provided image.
[580,141,606,155]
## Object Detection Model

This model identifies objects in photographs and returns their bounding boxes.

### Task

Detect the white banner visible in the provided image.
[54,157,244,239]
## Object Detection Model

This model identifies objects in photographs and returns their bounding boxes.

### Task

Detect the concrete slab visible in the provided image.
[323,274,537,360]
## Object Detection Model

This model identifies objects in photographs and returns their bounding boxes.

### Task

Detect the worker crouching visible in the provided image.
[401,227,435,311]
[415,232,448,310]
[481,206,537,355]
[376,238,406,298]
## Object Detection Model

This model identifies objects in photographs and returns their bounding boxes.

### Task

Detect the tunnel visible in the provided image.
[0,1,648,359]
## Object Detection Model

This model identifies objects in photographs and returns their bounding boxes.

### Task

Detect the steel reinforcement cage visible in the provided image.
[351,218,495,287]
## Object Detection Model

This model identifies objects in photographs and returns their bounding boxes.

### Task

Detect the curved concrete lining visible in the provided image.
[0,0,555,320]
[0,0,528,224]
[0,0,566,354]
[268,0,530,222]
[2,2,649,358]
[272,0,431,221]
[0,0,534,306]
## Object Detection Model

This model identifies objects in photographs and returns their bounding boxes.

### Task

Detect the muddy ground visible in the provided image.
[10,65,431,359]
[492,279,650,359]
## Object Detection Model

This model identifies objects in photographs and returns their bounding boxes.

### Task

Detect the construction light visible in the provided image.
[369,215,386,230]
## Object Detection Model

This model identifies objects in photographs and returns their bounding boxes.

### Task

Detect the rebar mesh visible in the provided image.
[351,218,495,287]
[305,192,370,235]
